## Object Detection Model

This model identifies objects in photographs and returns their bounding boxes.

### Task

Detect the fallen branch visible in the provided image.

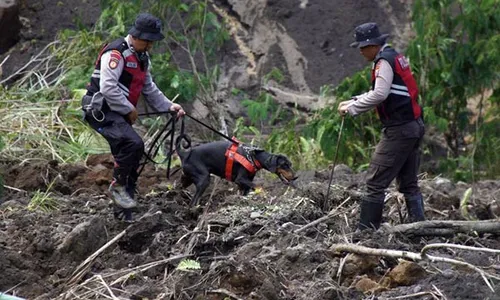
[386,220,500,236]
[330,243,500,292]
[294,197,351,233]
[262,82,332,111]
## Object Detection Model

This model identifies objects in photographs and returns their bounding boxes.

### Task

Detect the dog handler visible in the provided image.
[338,22,425,230]
[81,13,185,220]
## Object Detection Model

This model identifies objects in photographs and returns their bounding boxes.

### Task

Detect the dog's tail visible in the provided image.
[175,132,192,161]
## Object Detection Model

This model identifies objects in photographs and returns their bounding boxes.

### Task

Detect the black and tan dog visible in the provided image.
[175,134,297,206]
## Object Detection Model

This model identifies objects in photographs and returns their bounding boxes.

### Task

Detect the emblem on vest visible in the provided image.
[126,62,138,68]
[397,56,409,70]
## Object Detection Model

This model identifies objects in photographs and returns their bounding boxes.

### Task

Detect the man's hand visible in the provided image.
[126,108,138,124]
[170,103,185,118]
[337,100,353,116]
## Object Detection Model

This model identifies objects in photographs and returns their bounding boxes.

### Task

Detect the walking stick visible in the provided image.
[325,115,345,203]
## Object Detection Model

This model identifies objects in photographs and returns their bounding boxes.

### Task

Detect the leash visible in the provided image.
[325,115,345,203]
[137,111,177,177]
[137,109,238,179]
[139,110,239,144]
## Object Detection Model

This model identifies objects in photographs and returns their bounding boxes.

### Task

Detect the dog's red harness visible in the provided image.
[225,138,262,181]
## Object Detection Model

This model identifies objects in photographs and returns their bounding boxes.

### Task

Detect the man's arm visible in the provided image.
[100,50,135,115]
[141,62,173,112]
[346,59,393,116]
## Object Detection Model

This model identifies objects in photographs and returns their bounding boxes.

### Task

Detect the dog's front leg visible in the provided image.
[234,173,255,196]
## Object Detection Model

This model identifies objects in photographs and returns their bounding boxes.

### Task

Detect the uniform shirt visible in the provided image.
[345,44,394,117]
[99,35,173,115]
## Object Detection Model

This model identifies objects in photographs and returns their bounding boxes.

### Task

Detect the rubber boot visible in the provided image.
[357,200,384,231]
[405,193,425,222]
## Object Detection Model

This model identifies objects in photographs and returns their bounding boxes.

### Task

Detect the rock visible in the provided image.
[353,275,386,294]
[0,0,21,54]
[0,199,24,209]
[334,164,353,175]
[442,268,455,278]
[388,260,427,286]
[488,201,500,218]
[250,211,262,219]
[56,216,107,262]
[433,177,455,193]
[342,253,379,277]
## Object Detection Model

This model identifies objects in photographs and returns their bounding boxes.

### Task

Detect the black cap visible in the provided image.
[350,22,389,48]
[128,13,165,41]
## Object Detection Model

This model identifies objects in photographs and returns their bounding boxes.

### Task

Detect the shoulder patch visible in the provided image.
[397,55,410,70]
[107,49,122,69]
[375,61,382,77]
[110,50,122,61]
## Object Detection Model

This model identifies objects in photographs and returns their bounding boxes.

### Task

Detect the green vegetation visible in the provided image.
[27,179,59,212]
[0,0,498,184]
[0,0,228,165]
[259,0,500,180]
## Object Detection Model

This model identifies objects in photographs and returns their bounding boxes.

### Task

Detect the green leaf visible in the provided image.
[176,259,201,271]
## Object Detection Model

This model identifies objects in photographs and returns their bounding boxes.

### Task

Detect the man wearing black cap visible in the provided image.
[338,22,425,230]
[82,13,185,221]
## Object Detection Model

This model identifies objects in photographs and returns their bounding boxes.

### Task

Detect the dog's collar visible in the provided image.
[225,141,262,181]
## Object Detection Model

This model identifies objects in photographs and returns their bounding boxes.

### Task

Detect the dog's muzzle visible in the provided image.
[278,172,298,185]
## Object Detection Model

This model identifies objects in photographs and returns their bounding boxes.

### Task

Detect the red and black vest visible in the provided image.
[372,47,421,126]
[86,38,148,107]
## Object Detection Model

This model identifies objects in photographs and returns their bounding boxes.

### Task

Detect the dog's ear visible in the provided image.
[264,155,278,172]
[276,154,292,168]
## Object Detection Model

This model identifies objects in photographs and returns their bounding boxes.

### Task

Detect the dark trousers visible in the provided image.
[84,110,144,186]
[365,118,425,203]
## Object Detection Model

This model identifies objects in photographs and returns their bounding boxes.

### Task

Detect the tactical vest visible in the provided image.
[86,38,148,107]
[372,47,421,126]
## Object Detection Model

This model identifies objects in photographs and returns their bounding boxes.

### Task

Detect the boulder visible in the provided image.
[0,0,21,54]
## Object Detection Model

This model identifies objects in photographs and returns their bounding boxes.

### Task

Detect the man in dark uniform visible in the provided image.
[82,13,185,221]
[338,22,425,230]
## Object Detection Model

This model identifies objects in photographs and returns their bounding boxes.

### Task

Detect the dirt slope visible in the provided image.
[0,155,499,299]
[1,0,412,96]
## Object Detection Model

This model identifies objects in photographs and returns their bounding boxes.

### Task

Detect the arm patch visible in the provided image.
[108,50,122,70]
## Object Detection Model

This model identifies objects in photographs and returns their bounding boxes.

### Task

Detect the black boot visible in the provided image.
[127,168,139,200]
[358,200,384,231]
[405,193,425,222]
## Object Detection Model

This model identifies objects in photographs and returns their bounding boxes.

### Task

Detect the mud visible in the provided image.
[1,155,499,299]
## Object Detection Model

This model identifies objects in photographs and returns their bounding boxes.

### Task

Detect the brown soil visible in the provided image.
[1,155,499,299]
[1,1,499,299]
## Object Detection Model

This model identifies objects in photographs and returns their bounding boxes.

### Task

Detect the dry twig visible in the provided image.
[294,196,351,233]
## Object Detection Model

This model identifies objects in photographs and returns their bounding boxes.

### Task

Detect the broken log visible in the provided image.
[385,220,500,236]
[262,82,333,111]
